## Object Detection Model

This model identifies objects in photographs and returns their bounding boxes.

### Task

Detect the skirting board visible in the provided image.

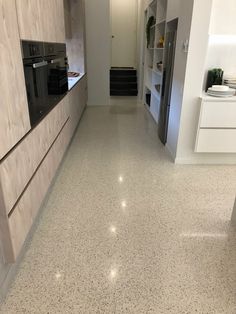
[165,143,236,165]
[174,156,236,165]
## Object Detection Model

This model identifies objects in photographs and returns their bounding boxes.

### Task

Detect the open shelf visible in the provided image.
[143,0,167,124]
[151,19,166,29]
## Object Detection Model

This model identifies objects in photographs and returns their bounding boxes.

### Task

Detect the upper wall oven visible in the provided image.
[22,41,68,127]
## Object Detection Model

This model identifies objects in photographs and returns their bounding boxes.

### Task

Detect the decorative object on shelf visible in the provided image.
[205,68,224,92]
[157,36,164,48]
[156,61,163,72]
[155,84,161,94]
[146,93,151,106]
[207,85,235,97]
[146,16,156,48]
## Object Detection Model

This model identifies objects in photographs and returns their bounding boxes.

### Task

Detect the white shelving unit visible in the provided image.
[143,0,167,123]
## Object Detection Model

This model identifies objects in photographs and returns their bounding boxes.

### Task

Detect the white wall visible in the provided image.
[85,0,110,106]
[210,0,236,35]
[206,0,236,79]
[206,36,236,78]
[173,0,215,164]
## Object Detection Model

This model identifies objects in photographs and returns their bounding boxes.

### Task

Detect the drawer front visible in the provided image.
[195,129,236,153]
[7,119,71,261]
[200,101,236,128]
[0,97,69,215]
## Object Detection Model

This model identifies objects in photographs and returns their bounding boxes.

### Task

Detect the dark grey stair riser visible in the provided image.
[110,76,137,83]
[110,82,138,90]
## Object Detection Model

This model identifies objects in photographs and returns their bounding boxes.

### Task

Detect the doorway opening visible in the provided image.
[110,0,138,97]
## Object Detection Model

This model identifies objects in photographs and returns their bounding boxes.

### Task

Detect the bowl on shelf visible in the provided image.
[207,86,235,97]
[211,85,229,92]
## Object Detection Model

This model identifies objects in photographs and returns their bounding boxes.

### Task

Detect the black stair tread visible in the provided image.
[110,75,137,82]
[110,69,137,76]
[111,67,134,69]
[110,82,137,88]
[110,89,138,96]
[110,77,137,83]
[111,92,138,96]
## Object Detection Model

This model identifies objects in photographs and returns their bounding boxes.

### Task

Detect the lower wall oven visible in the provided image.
[22,41,68,127]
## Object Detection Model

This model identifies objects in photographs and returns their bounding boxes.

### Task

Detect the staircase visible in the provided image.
[110,68,138,96]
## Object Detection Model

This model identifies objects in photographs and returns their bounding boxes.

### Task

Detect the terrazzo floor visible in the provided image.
[1,97,236,313]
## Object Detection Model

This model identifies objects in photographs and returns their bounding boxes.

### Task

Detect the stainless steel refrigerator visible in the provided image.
[158,30,177,144]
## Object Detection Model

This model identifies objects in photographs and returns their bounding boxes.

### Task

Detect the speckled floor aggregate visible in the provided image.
[1,97,236,313]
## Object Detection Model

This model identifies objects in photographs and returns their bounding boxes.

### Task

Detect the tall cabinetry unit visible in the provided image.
[0,0,87,268]
[0,0,31,160]
[143,0,167,123]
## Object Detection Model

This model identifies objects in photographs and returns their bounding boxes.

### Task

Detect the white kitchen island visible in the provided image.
[195,95,236,153]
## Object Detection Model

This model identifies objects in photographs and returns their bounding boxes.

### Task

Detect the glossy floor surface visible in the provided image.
[1,97,236,313]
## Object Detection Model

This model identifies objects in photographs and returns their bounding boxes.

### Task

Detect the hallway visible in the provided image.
[1,97,236,313]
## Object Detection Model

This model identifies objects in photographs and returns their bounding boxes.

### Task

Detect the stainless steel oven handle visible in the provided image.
[50,57,65,64]
[32,61,48,68]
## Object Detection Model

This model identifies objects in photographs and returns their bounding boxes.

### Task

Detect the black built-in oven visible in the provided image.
[22,41,68,127]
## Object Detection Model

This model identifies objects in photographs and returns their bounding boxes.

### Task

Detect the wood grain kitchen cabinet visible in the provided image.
[15,0,43,41]
[1,119,72,262]
[0,77,87,262]
[0,96,69,216]
[16,0,65,42]
[0,0,31,160]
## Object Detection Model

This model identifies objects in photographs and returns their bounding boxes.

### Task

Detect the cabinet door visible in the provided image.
[15,0,43,41]
[0,97,69,215]
[40,0,65,42]
[16,0,65,42]
[3,119,71,262]
[0,0,31,160]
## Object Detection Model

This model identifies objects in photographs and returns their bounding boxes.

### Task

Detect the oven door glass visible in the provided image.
[23,57,49,126]
[47,57,68,96]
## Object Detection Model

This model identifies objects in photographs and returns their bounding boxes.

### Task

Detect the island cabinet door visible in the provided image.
[0,0,31,160]
[16,0,65,43]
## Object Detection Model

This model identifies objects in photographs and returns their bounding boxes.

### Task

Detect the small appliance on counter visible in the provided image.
[206,85,235,97]
[205,68,224,92]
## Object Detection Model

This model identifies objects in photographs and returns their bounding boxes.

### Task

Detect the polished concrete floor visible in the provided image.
[1,97,236,313]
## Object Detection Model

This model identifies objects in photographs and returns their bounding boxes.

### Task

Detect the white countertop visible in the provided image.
[201,93,236,102]
[68,73,85,91]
